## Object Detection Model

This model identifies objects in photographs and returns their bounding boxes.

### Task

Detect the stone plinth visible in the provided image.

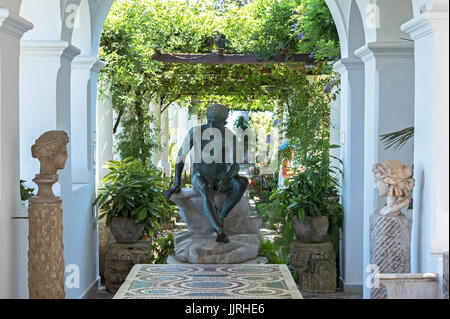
[98,216,114,283]
[290,241,336,293]
[105,241,152,294]
[369,213,411,299]
[376,273,439,299]
[444,252,449,299]
[170,189,261,264]
[28,201,65,299]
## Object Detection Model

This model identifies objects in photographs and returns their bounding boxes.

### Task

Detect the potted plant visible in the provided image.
[270,153,343,248]
[93,158,172,244]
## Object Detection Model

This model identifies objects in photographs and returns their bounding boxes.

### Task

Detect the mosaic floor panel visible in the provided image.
[113,264,303,299]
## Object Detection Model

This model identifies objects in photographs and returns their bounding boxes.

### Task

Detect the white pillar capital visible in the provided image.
[333,57,365,74]
[0,9,33,39]
[91,60,106,74]
[20,40,81,61]
[72,56,106,73]
[402,11,449,40]
[355,41,415,62]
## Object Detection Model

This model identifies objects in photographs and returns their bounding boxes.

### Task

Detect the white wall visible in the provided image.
[16,0,113,299]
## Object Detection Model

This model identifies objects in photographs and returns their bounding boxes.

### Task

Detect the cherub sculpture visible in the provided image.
[31,130,69,202]
[373,159,415,216]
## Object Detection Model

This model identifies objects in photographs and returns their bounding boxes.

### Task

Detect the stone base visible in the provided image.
[170,189,262,264]
[376,273,439,299]
[444,252,449,299]
[167,254,268,265]
[174,231,260,264]
[369,213,411,299]
[104,241,152,294]
[28,201,65,299]
[98,216,114,283]
[290,241,336,293]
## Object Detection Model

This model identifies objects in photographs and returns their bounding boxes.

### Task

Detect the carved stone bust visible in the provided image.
[30,130,69,203]
[373,159,415,216]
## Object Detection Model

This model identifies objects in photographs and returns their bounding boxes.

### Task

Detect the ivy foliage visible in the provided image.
[99,0,339,163]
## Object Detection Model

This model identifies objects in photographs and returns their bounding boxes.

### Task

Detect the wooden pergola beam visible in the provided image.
[153,52,314,64]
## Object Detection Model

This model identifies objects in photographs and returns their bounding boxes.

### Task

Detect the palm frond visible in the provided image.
[380,126,414,151]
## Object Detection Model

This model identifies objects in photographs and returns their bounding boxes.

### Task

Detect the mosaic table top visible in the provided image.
[113,264,303,299]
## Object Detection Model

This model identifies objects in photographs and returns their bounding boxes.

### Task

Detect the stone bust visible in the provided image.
[373,159,415,216]
[31,130,69,202]
[165,104,248,244]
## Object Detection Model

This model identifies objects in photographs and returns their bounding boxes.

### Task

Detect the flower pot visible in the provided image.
[110,216,145,244]
[293,216,329,243]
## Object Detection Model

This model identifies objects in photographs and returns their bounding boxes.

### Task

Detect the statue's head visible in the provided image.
[31,130,69,175]
[373,159,414,199]
[206,103,229,128]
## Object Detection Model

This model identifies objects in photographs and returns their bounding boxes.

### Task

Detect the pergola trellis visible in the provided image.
[151,50,316,114]
[153,51,315,65]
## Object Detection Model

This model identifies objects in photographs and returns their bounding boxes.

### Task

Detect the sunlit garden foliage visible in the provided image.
[99,0,339,164]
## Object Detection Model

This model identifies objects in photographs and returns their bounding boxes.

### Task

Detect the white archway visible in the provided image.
[0,0,448,299]
[14,0,113,299]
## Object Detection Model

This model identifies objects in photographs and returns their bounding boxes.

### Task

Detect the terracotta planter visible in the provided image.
[110,216,144,244]
[293,216,329,243]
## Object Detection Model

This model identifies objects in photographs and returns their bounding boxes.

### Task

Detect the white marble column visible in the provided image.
[160,104,170,175]
[402,5,449,278]
[177,106,191,171]
[355,42,415,298]
[96,80,114,184]
[333,57,365,294]
[149,97,161,167]
[0,7,33,299]
[71,56,104,184]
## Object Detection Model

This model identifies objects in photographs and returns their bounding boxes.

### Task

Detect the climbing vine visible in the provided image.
[99,0,339,162]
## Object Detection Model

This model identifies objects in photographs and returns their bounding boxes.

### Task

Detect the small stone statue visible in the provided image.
[165,104,248,244]
[31,130,69,202]
[28,130,69,299]
[373,159,415,216]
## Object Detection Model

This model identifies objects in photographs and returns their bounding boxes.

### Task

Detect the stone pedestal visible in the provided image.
[104,241,152,294]
[369,213,411,299]
[28,201,65,299]
[376,273,439,299]
[444,252,449,299]
[170,189,261,264]
[98,217,114,283]
[290,241,336,293]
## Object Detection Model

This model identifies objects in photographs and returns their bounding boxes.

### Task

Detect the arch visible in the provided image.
[89,0,114,57]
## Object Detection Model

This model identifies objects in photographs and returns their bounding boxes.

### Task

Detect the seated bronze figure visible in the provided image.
[164,104,248,243]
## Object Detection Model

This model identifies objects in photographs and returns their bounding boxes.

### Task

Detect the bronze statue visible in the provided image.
[164,104,248,243]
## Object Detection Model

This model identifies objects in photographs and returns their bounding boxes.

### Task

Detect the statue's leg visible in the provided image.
[192,171,224,236]
[218,175,248,220]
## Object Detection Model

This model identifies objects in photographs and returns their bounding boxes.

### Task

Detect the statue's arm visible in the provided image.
[173,128,194,189]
